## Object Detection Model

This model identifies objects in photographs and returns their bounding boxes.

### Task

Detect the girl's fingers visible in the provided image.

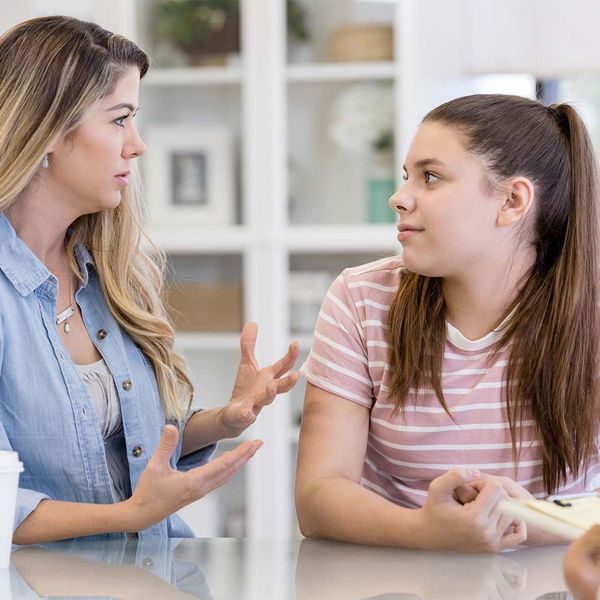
[499,520,527,550]
[471,480,507,518]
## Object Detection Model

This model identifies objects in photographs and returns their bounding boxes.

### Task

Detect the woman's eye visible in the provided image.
[424,172,439,184]
[114,115,128,127]
[401,173,408,181]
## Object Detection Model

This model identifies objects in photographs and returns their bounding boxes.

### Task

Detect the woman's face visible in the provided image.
[389,121,506,278]
[46,66,146,216]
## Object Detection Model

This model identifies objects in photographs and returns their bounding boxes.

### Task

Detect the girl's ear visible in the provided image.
[497,177,535,227]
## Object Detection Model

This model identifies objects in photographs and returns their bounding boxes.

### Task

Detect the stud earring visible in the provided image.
[41,155,49,168]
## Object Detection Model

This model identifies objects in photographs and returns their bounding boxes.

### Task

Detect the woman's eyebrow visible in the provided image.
[106,102,138,112]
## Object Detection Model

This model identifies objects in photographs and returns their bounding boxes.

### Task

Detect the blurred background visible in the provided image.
[2,0,599,540]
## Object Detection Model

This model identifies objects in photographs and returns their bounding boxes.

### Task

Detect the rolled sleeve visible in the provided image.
[14,487,50,531]
[172,408,217,473]
[0,422,50,532]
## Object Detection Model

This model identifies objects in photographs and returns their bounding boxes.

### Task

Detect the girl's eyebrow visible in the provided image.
[403,158,445,171]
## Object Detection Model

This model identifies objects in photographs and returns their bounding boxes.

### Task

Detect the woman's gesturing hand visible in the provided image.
[417,469,527,553]
[219,322,299,437]
[125,425,263,532]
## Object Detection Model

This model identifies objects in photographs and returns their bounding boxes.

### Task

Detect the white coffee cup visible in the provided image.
[0,452,23,570]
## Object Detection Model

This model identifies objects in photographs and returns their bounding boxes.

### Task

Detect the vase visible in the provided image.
[366,150,396,223]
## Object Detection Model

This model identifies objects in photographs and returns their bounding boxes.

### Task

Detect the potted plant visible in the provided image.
[328,83,396,223]
[154,0,240,66]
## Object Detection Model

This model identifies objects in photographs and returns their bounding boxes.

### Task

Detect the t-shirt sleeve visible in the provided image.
[300,271,374,408]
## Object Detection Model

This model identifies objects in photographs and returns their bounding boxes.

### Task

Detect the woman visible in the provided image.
[0,16,298,544]
[296,94,600,552]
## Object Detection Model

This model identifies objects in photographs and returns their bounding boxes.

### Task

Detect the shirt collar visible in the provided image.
[0,212,95,297]
[446,310,513,352]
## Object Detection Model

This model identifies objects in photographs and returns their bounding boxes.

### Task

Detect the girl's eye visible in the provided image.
[424,172,439,184]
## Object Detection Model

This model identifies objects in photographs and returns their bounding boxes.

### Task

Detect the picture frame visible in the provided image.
[144,124,234,227]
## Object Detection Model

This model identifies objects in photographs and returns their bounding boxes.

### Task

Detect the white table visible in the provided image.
[3,537,574,599]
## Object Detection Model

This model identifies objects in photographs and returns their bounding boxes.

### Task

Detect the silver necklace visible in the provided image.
[56,269,74,333]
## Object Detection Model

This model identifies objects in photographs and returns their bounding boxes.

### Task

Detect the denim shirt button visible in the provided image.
[132,445,143,458]
[122,379,133,391]
[96,329,107,340]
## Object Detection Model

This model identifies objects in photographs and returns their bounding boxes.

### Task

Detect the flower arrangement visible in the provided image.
[328,83,394,155]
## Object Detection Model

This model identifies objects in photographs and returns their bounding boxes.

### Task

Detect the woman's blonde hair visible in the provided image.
[0,16,193,421]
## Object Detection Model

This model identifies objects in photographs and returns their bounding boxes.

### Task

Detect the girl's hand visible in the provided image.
[454,474,534,505]
[417,468,527,553]
[219,322,299,437]
[453,474,566,545]
[126,425,263,531]
[564,525,600,600]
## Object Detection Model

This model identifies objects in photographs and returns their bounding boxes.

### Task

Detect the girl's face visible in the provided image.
[46,66,146,217]
[390,121,507,278]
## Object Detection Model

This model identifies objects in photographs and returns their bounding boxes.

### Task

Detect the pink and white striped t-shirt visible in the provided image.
[300,256,600,507]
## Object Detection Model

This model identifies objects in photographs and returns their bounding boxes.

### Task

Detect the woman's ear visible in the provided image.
[496,177,535,227]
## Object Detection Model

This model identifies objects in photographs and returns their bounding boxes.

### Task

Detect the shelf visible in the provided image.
[176,332,241,352]
[287,61,395,83]
[285,224,401,253]
[144,66,242,87]
[151,227,250,254]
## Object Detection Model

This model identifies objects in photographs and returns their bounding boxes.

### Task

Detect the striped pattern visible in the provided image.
[300,256,600,507]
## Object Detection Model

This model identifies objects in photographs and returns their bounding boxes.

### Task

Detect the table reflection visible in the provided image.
[295,540,574,600]
[3,537,577,599]
[9,538,211,599]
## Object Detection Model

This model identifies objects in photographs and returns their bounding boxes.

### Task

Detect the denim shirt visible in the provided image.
[0,212,216,540]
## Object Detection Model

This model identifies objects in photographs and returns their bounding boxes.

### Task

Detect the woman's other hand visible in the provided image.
[219,322,299,437]
[125,424,262,531]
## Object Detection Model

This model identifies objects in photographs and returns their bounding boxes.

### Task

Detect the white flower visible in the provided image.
[328,83,394,155]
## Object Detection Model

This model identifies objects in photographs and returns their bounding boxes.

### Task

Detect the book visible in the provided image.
[499,495,600,541]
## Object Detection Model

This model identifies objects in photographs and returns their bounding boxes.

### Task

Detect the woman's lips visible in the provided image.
[115,171,130,186]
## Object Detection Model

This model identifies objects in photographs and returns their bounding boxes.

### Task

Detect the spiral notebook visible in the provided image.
[500,495,600,541]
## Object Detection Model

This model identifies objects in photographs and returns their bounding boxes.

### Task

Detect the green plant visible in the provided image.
[155,0,240,51]
[287,0,310,42]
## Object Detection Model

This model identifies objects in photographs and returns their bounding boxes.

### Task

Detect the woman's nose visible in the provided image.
[124,128,147,159]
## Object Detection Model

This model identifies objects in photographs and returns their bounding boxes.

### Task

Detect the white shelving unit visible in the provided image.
[17,0,584,540]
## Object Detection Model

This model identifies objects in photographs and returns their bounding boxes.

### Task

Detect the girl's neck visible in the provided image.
[442,251,535,341]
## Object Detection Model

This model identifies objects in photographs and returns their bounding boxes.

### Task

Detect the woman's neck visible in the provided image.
[442,251,535,341]
[5,190,73,269]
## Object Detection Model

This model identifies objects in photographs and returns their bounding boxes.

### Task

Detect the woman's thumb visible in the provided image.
[154,424,179,462]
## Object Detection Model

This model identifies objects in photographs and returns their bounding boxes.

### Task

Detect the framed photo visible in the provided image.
[145,125,234,227]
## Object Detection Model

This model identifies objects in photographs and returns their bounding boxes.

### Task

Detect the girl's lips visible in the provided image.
[397,229,423,241]
[398,225,423,241]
